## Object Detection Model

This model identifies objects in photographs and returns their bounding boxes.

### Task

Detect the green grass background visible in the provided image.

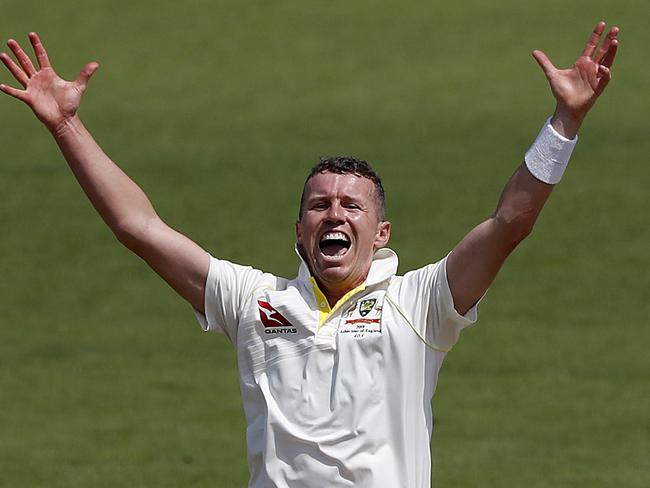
[1,1,648,486]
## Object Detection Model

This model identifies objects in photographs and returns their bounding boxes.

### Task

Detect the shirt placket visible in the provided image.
[313,291,365,347]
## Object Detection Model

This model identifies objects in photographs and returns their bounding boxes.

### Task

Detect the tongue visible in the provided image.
[321,242,348,256]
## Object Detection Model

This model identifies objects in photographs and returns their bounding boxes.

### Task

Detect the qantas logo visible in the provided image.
[257,300,297,334]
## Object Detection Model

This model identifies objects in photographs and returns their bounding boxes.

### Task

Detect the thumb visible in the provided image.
[531,50,556,79]
[75,61,100,89]
[595,65,612,95]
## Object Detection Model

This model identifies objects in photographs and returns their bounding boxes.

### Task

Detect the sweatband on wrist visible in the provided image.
[524,117,578,184]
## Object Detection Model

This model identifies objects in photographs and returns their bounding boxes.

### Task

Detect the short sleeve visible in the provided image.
[398,255,481,351]
[193,255,269,342]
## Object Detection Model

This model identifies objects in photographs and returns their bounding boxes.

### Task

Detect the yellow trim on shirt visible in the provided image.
[310,278,365,327]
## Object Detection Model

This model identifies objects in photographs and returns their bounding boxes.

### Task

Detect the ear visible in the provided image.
[295,220,302,245]
[373,220,391,250]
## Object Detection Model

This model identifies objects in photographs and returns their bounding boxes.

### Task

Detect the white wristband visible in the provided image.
[524,117,578,184]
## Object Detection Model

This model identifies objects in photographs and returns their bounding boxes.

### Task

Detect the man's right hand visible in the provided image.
[1,32,210,315]
[0,32,99,132]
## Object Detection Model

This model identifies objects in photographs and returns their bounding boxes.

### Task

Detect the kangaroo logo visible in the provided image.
[258,300,292,327]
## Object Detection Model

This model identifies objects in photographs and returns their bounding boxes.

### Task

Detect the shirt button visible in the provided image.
[320,302,326,308]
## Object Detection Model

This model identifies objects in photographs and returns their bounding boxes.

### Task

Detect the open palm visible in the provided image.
[0,32,98,130]
[533,21,619,120]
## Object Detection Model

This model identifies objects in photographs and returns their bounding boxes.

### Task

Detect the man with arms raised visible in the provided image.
[0,22,619,487]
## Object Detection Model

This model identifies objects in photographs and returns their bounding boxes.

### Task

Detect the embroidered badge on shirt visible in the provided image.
[258,300,297,334]
[359,298,376,317]
[339,292,384,338]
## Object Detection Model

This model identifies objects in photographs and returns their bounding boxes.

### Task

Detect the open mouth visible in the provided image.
[319,231,351,257]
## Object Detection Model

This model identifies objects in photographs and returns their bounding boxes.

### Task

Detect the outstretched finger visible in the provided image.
[0,52,29,87]
[600,39,619,69]
[581,21,606,58]
[74,61,100,89]
[7,39,37,76]
[0,82,28,102]
[594,26,619,63]
[28,32,51,69]
[532,50,557,79]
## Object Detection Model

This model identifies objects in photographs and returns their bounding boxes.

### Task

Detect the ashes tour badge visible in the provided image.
[340,293,384,338]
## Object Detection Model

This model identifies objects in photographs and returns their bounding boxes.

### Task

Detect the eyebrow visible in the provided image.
[306,193,366,202]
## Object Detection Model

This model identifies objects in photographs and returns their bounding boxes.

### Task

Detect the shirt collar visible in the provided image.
[295,245,398,288]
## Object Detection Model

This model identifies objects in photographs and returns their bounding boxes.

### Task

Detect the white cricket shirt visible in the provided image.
[195,248,479,488]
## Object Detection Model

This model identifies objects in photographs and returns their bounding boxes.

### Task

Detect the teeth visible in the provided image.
[321,232,350,243]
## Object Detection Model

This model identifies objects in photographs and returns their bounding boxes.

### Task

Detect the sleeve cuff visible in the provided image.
[442,254,483,327]
[192,254,226,334]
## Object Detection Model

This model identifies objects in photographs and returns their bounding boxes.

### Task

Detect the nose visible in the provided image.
[325,201,345,223]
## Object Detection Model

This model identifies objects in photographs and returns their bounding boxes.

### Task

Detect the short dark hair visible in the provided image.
[298,156,386,220]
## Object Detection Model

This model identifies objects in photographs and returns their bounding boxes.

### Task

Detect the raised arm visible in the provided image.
[1,33,209,313]
[446,21,619,315]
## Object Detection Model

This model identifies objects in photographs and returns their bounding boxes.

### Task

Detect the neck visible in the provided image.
[315,277,364,308]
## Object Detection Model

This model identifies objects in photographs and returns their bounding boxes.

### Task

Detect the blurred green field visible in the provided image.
[1,1,648,486]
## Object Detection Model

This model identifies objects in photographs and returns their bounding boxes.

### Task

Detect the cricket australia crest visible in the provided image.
[359,298,376,317]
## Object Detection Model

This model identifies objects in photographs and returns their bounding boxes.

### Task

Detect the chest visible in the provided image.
[235,284,443,436]
[236,286,425,383]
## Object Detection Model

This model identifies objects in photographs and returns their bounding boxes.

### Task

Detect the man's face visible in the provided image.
[296,172,391,299]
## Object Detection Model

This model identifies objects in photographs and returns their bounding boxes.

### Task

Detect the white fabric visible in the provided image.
[195,248,480,488]
[524,117,578,184]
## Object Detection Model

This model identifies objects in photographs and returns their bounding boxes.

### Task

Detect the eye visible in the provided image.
[311,201,328,210]
[345,202,362,210]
